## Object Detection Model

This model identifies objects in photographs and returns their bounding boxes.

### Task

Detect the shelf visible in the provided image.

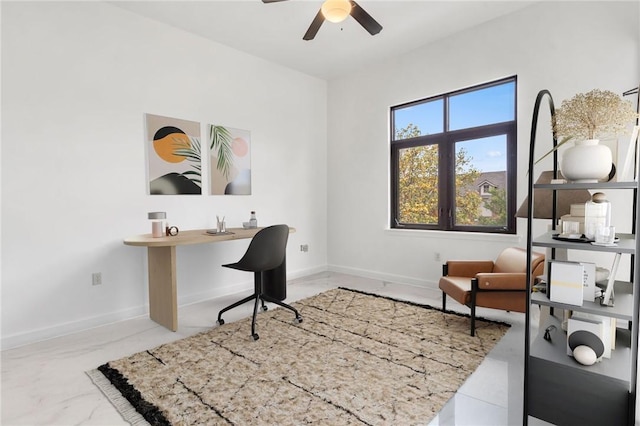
[534,181,638,190]
[531,281,634,321]
[532,231,636,254]
[530,315,632,383]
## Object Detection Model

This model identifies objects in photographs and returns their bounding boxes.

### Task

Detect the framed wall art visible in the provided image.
[208,124,251,195]
[145,113,202,195]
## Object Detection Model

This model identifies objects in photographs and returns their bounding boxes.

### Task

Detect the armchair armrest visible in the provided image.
[446,260,494,277]
[475,272,527,291]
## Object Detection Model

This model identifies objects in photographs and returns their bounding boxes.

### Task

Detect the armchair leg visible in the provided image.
[470,278,478,337]
[470,304,476,337]
[442,291,447,311]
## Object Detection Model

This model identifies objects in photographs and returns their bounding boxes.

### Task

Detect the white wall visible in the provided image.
[327,1,639,287]
[1,2,328,348]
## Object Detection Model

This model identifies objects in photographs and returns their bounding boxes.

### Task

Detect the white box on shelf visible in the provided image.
[549,261,584,306]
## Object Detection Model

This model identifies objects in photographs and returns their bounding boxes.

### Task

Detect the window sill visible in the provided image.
[384,228,522,243]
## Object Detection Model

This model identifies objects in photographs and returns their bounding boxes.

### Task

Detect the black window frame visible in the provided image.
[390,76,517,234]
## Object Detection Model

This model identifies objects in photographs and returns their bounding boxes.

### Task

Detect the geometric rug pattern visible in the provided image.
[91,288,509,425]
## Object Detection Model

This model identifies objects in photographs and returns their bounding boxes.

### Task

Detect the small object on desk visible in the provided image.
[216,215,226,233]
[148,211,167,238]
[242,222,251,229]
[166,225,179,236]
[206,229,234,236]
[249,211,257,228]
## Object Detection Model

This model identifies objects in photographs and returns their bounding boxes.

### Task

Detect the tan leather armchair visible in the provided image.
[438,247,545,336]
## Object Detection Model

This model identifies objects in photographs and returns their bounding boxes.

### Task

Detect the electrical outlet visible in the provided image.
[92,272,102,286]
[434,252,441,262]
[300,244,309,253]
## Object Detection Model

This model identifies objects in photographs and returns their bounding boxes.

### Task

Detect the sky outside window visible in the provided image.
[393,81,515,172]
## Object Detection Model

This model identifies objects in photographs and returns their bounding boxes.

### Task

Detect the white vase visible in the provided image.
[560,139,612,183]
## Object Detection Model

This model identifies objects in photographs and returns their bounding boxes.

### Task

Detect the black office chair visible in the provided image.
[216,224,302,340]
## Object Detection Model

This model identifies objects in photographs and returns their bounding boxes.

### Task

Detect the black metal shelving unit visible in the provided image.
[523,89,640,425]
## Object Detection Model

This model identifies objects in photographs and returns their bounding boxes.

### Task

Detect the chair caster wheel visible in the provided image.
[262,305,268,311]
[295,316,303,323]
[217,318,225,325]
[252,333,259,341]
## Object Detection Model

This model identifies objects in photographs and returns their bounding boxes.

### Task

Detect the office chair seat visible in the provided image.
[216,224,302,340]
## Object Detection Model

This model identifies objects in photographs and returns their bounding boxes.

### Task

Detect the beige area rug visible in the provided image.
[89,288,510,425]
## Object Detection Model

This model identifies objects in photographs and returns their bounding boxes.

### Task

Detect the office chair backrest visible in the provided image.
[234,224,289,272]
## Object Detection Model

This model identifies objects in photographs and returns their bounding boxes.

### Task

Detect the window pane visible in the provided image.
[454,135,507,227]
[398,144,439,224]
[449,82,515,131]
[393,99,443,140]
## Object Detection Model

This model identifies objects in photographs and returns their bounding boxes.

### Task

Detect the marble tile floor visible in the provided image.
[1,271,548,425]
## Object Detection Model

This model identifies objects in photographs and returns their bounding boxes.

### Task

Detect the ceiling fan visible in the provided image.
[262,0,383,41]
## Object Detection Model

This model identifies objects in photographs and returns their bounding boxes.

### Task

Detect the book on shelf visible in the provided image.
[549,261,584,306]
[581,262,596,302]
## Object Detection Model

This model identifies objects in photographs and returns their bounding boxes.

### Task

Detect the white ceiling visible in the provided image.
[111,0,536,80]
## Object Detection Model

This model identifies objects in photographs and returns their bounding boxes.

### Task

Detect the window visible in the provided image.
[390,77,517,233]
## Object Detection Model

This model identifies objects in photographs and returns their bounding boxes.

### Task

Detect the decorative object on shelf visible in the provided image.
[595,226,616,245]
[515,170,591,219]
[584,192,611,240]
[560,139,613,183]
[148,211,167,238]
[599,252,622,307]
[560,203,586,235]
[567,316,607,365]
[619,86,639,181]
[619,125,640,182]
[571,312,615,359]
[537,89,638,182]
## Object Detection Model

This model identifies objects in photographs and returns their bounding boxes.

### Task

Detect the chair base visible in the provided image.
[217,290,302,340]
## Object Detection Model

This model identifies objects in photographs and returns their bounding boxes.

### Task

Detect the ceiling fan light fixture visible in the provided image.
[321,0,352,23]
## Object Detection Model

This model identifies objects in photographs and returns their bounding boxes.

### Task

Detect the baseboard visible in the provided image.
[1,305,148,351]
[327,263,440,291]
[1,265,330,350]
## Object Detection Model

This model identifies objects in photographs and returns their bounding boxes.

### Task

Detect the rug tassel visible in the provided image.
[86,369,151,426]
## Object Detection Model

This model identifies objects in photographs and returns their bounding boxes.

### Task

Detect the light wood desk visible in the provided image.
[124,227,294,331]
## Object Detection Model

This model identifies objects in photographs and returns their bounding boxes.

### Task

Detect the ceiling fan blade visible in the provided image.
[350,1,382,36]
[303,9,325,41]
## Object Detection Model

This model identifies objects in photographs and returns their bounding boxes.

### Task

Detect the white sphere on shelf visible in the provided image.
[573,345,597,366]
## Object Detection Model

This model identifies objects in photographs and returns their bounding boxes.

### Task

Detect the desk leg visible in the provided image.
[147,246,177,331]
